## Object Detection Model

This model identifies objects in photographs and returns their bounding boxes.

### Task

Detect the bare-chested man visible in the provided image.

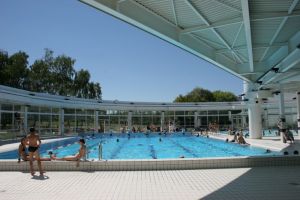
[51,139,86,167]
[26,128,43,176]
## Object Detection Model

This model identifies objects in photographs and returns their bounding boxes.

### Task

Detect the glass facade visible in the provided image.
[0,102,298,141]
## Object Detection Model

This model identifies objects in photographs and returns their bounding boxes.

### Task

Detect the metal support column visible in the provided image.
[160,111,165,131]
[278,90,286,142]
[248,99,263,139]
[94,110,99,133]
[194,111,199,128]
[23,105,28,133]
[127,111,132,132]
[59,108,64,136]
[297,92,300,135]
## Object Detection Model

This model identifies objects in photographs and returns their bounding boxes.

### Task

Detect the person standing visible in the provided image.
[26,128,43,176]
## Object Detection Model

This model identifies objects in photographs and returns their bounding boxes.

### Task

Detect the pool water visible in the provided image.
[0,133,280,160]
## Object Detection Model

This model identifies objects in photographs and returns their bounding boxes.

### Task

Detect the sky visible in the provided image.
[0,0,243,102]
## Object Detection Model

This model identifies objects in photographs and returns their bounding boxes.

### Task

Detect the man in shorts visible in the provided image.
[26,128,43,176]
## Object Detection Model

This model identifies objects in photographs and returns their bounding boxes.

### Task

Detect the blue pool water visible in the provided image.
[0,133,280,160]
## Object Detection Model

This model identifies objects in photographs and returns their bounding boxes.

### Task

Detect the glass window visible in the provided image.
[40,114,51,129]
[28,106,39,113]
[87,110,94,115]
[40,107,51,113]
[175,111,184,115]
[1,104,13,111]
[208,110,218,115]
[14,105,21,111]
[76,109,86,115]
[52,108,59,114]
[64,115,76,135]
[1,112,13,130]
[28,114,39,129]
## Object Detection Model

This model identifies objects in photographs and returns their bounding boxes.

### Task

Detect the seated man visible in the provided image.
[51,139,86,162]
[237,133,248,145]
[283,129,295,143]
[288,130,295,143]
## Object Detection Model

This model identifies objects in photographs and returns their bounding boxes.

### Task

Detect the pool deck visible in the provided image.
[209,134,300,153]
[0,137,75,153]
[0,166,300,200]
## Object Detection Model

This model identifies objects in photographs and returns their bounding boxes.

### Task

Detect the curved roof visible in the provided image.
[80,0,300,93]
[0,85,296,111]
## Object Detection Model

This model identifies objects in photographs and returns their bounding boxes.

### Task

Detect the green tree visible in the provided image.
[212,90,237,102]
[28,60,51,92]
[174,94,187,103]
[0,51,29,88]
[74,69,90,98]
[1,48,102,100]
[0,50,9,85]
[174,87,237,102]
[50,55,75,96]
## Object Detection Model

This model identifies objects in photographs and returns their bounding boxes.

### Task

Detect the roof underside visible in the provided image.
[80,0,300,93]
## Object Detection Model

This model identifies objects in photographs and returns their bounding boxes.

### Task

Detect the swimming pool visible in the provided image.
[0,133,280,160]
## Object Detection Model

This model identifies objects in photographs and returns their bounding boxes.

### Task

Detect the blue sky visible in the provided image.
[0,0,243,102]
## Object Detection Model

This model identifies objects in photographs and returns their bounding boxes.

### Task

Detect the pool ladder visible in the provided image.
[98,142,103,160]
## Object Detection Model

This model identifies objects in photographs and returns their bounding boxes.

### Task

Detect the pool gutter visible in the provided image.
[1,155,300,171]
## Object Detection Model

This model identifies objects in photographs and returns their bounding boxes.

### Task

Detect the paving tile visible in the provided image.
[0,166,300,200]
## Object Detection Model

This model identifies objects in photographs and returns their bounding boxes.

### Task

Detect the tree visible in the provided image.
[212,90,237,102]
[0,51,29,88]
[0,48,102,100]
[28,60,51,92]
[0,50,9,85]
[50,55,75,95]
[174,87,237,102]
[74,69,90,98]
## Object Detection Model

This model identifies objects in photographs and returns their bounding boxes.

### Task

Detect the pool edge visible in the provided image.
[1,156,300,171]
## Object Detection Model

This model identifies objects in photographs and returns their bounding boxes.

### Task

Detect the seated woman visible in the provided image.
[51,139,86,161]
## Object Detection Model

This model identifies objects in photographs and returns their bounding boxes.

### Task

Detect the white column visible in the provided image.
[296,92,300,135]
[248,99,263,139]
[278,90,285,141]
[242,109,247,129]
[94,110,99,133]
[278,91,285,119]
[160,111,165,131]
[194,111,199,128]
[127,111,132,131]
[59,108,64,136]
[263,108,268,129]
[244,81,262,139]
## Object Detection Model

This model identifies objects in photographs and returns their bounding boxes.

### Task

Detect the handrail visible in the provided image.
[98,142,103,160]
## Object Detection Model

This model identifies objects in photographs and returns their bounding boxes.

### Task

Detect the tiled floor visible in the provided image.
[210,134,300,152]
[1,166,300,200]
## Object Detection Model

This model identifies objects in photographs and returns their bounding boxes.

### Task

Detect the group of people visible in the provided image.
[18,128,87,176]
[226,129,248,145]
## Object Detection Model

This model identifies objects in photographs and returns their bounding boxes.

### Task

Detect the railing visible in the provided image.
[98,142,103,160]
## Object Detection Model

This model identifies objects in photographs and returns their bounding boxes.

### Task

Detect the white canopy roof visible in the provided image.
[80,0,300,93]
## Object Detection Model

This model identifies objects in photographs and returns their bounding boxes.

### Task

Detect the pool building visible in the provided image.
[1,0,300,199]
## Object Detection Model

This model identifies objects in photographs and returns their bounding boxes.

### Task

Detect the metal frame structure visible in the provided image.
[78,0,300,138]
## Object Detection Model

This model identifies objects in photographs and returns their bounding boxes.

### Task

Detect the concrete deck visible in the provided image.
[209,134,300,153]
[0,166,300,200]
